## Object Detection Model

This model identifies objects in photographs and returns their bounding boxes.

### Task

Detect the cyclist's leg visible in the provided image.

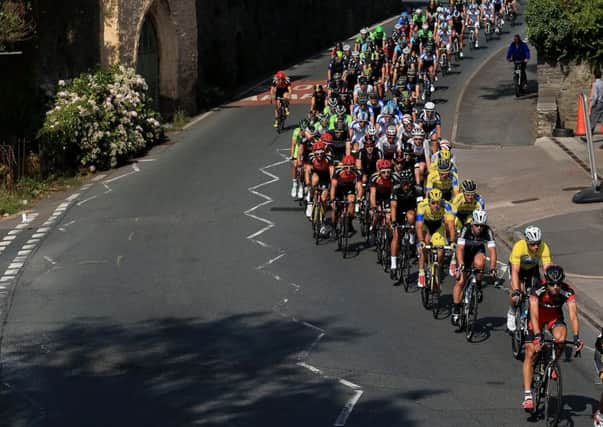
[522,327,539,408]
[550,320,568,359]
[432,225,447,266]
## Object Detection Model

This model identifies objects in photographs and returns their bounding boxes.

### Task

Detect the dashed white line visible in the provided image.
[65,193,80,202]
[334,389,364,427]
[0,276,14,282]
[76,195,98,207]
[43,256,56,265]
[296,362,324,375]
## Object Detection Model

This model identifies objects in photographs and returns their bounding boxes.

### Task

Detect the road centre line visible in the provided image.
[76,195,98,207]
[334,389,364,427]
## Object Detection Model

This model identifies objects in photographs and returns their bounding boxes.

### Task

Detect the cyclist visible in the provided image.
[370,159,397,230]
[311,85,327,115]
[425,158,460,201]
[305,140,334,220]
[419,44,437,95]
[451,209,497,325]
[521,265,584,411]
[330,120,349,162]
[507,225,553,332]
[451,179,485,228]
[271,70,291,128]
[410,126,429,187]
[506,34,530,92]
[417,102,442,139]
[331,155,360,234]
[356,138,383,212]
[290,119,309,199]
[390,168,420,279]
[378,125,401,160]
[349,111,369,153]
[466,2,481,49]
[416,188,456,288]
[355,27,370,52]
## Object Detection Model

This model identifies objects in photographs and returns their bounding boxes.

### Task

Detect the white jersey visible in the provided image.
[350,121,368,144]
[377,135,401,157]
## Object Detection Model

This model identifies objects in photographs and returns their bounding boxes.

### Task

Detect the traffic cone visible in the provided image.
[575,95,586,136]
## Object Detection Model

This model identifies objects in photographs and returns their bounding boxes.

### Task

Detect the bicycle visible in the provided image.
[422,244,453,318]
[531,331,581,425]
[483,19,493,42]
[511,275,540,360]
[438,47,449,77]
[310,184,328,245]
[513,61,525,97]
[334,199,351,258]
[374,203,392,271]
[393,223,416,291]
[451,37,461,63]
[420,71,433,102]
[275,97,288,134]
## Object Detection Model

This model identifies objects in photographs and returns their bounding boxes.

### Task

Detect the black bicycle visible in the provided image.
[531,332,581,425]
[458,267,483,341]
[393,223,416,291]
[275,97,287,133]
[513,61,525,97]
[334,200,351,258]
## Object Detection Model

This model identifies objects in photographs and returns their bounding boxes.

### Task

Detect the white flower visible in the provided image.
[58,80,66,87]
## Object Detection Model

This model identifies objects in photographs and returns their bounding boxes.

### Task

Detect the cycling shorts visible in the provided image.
[422,223,447,246]
[526,319,566,342]
[275,87,290,99]
[313,169,330,187]
[335,183,356,200]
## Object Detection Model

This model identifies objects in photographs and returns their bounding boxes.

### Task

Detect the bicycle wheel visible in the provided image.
[421,269,431,309]
[337,213,344,251]
[431,264,441,318]
[514,73,521,97]
[511,310,525,360]
[544,361,562,426]
[313,204,322,245]
[401,248,411,292]
[465,283,479,341]
[383,228,391,272]
[342,214,349,258]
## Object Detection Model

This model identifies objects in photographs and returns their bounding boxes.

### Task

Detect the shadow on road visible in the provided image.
[0,313,418,426]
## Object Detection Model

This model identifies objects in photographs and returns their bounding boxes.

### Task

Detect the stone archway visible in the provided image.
[136,15,160,110]
[135,0,179,115]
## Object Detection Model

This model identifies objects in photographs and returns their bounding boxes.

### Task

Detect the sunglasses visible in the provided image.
[547,282,561,288]
[472,224,485,228]
[528,242,541,247]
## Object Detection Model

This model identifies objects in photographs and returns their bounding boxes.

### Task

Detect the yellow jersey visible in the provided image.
[425,170,460,200]
[509,239,552,270]
[416,199,455,232]
[451,192,486,224]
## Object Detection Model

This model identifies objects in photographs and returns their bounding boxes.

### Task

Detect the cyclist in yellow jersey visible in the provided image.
[506,225,553,331]
[425,158,460,201]
[451,179,486,229]
[416,188,456,288]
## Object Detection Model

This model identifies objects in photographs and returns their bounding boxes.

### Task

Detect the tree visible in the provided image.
[0,0,34,51]
[526,0,603,67]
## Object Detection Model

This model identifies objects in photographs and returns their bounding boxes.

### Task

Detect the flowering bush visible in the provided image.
[39,65,162,170]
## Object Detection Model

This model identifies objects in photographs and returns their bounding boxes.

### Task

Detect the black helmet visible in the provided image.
[544,265,565,284]
[461,179,477,194]
[399,168,414,183]
[358,93,369,105]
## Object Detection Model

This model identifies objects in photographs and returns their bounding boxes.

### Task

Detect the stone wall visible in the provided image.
[196,0,403,100]
[537,60,592,134]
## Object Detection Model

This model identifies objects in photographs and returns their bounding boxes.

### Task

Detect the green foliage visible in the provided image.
[38,66,163,170]
[526,0,603,66]
[0,0,34,50]
[171,109,190,130]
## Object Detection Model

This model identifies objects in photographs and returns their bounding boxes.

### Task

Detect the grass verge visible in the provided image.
[0,175,85,216]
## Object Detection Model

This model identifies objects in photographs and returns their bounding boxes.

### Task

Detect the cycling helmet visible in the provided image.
[366,124,378,137]
[439,148,452,161]
[311,141,326,152]
[411,127,426,138]
[461,179,477,194]
[437,158,452,173]
[356,111,369,122]
[321,132,333,143]
[544,265,565,284]
[441,22,448,30]
[402,114,413,125]
[343,44,351,52]
[314,84,324,93]
[328,97,338,108]
[377,159,392,171]
[428,188,443,202]
[317,113,328,123]
[399,168,414,183]
[375,25,384,34]
[342,155,356,166]
[299,119,309,131]
[424,101,436,112]
[335,105,347,116]
[386,125,397,137]
[360,27,369,35]
[416,8,423,15]
[472,209,488,225]
[358,93,369,105]
[359,76,368,85]
[439,139,451,150]
[524,225,542,244]
[382,105,393,115]
[276,70,286,79]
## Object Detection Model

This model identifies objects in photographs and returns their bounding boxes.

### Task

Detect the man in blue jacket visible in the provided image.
[506,34,530,92]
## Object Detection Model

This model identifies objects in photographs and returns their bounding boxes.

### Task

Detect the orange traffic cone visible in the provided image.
[575,95,586,136]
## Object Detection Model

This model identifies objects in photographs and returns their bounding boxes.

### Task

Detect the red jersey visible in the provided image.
[333,166,360,185]
[529,284,576,329]
[370,173,398,198]
[309,151,333,173]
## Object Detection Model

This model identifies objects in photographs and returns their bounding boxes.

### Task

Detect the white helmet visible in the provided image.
[472,209,488,225]
[366,124,377,137]
[424,101,436,111]
[411,127,425,138]
[524,225,542,243]
[360,27,369,35]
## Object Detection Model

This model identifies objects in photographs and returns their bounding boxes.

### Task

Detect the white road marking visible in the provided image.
[36,227,50,233]
[31,233,45,239]
[43,256,56,265]
[66,193,80,202]
[116,255,124,267]
[0,276,14,282]
[128,232,135,241]
[256,253,286,270]
[3,236,16,241]
[8,263,23,269]
[138,158,156,162]
[338,379,362,390]
[4,269,18,276]
[76,195,98,207]
[58,202,70,209]
[14,256,27,262]
[182,110,214,130]
[334,389,364,426]
[81,183,93,190]
[296,362,324,375]
[91,174,107,182]
[17,250,31,256]
[22,244,35,250]
[7,230,20,236]
[0,241,11,247]
[132,163,140,172]
[15,223,28,229]
[104,171,137,184]
[26,239,40,245]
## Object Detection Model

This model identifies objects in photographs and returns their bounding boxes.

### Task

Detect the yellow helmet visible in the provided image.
[428,188,443,202]
[439,148,452,161]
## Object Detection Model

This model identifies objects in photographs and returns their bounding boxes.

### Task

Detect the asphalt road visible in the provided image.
[0,9,601,427]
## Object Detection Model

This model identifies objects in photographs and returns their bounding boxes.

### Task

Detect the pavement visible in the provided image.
[0,7,601,427]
